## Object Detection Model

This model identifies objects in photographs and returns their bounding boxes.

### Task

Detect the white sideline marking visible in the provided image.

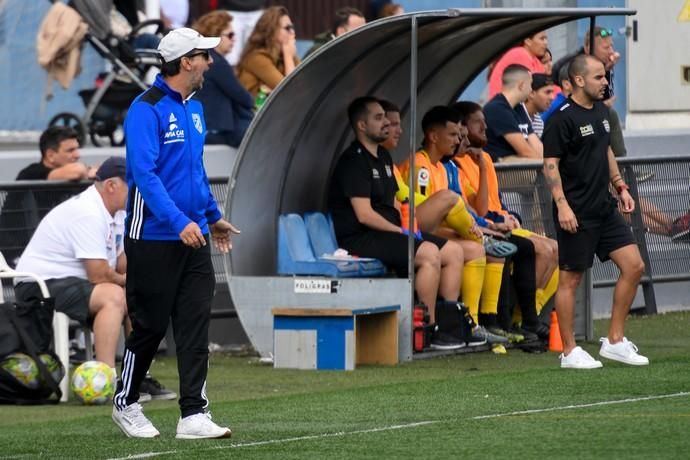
[472,391,690,420]
[105,421,437,460]
[98,392,689,460]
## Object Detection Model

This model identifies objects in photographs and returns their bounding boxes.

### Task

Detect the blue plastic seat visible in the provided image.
[303,212,386,277]
[277,214,360,277]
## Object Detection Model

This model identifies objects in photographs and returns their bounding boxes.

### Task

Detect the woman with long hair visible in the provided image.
[236,6,299,98]
[192,10,254,147]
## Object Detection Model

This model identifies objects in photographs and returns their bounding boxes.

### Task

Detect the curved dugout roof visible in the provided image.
[225,8,635,277]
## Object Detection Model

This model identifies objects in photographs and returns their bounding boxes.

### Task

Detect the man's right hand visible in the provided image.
[557,202,579,233]
[179,222,206,248]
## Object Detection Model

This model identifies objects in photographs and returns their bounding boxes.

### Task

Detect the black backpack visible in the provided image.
[0,298,63,404]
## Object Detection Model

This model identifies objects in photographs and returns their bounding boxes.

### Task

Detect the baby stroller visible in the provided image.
[46,0,165,146]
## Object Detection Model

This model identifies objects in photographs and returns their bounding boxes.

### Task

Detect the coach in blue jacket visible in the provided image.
[112,27,240,440]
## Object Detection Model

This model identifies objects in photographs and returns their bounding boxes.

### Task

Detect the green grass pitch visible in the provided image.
[2,311,689,459]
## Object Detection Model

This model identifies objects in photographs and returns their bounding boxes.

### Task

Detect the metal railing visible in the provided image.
[495,155,690,315]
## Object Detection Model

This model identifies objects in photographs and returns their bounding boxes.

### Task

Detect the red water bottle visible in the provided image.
[413,304,429,352]
[400,200,419,234]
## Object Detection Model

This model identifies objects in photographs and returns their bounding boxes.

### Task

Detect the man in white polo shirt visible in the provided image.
[14,157,174,400]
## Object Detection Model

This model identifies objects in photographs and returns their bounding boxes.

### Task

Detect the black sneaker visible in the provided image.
[430,330,465,350]
[521,322,550,341]
[487,326,525,343]
[510,325,538,342]
[139,376,177,401]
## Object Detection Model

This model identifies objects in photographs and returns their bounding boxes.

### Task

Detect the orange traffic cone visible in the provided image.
[548,309,564,352]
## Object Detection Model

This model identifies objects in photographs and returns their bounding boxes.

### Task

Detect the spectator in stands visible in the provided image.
[484,64,543,162]
[523,73,555,139]
[377,3,404,18]
[0,127,97,267]
[541,48,553,76]
[452,100,558,338]
[398,106,511,346]
[543,54,648,369]
[16,126,96,181]
[217,1,266,66]
[13,157,175,399]
[488,31,548,99]
[304,7,366,57]
[192,11,254,147]
[542,63,572,124]
[160,0,189,29]
[328,97,465,350]
[109,4,160,50]
[236,6,299,98]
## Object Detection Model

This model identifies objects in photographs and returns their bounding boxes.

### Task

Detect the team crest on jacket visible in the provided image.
[418,168,430,187]
[192,113,203,133]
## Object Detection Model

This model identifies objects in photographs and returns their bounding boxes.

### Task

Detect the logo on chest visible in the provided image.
[418,168,430,187]
[579,124,594,137]
[519,123,530,139]
[371,168,380,179]
[602,119,610,133]
[164,112,185,143]
[192,113,203,134]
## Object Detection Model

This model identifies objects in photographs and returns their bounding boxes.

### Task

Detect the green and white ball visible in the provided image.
[71,360,115,405]
[0,352,40,389]
[38,353,65,385]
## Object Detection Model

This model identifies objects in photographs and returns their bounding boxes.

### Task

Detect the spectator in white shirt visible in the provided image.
[15,157,129,371]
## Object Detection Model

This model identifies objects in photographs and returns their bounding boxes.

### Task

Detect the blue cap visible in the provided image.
[95,156,126,181]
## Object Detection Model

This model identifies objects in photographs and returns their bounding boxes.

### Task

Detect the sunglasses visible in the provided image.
[598,28,614,38]
[224,32,235,39]
[283,24,295,32]
[184,49,210,60]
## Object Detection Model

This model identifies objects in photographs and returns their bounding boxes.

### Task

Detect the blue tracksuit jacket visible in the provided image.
[124,74,222,240]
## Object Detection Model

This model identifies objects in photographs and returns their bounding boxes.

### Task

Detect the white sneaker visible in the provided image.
[560,346,603,369]
[599,337,649,366]
[176,412,232,440]
[112,403,160,438]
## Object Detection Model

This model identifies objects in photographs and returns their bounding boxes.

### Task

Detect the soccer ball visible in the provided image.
[71,361,115,405]
[0,352,40,389]
[38,353,65,385]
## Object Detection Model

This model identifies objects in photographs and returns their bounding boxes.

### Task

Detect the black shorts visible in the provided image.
[340,230,446,277]
[15,276,94,324]
[556,210,636,272]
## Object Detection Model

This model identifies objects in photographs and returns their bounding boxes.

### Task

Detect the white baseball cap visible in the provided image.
[157,28,221,63]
